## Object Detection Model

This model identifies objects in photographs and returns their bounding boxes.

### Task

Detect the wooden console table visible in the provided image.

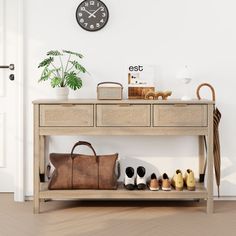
[33,99,214,214]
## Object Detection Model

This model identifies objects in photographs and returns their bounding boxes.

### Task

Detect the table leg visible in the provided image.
[207,105,214,214]
[34,105,40,214]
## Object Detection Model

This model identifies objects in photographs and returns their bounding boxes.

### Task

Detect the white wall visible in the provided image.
[24,0,236,196]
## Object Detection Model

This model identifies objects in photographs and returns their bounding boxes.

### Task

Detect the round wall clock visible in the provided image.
[76,0,109,32]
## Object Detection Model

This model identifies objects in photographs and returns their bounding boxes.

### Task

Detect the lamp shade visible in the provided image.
[176,65,192,83]
[176,65,193,101]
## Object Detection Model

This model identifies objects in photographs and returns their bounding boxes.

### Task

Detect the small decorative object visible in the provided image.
[155,91,172,100]
[128,87,155,99]
[144,90,156,100]
[145,90,172,100]
[38,50,88,99]
[127,64,155,99]
[97,82,123,100]
[176,65,192,101]
[76,0,109,32]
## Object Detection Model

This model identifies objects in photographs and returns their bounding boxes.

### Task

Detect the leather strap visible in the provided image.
[97,82,123,88]
[196,83,216,101]
[70,141,98,162]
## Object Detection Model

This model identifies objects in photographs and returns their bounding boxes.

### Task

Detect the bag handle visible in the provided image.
[70,141,98,162]
[196,83,216,101]
[97,82,123,88]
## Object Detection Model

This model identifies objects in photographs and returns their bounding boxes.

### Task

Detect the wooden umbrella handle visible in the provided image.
[196,83,216,101]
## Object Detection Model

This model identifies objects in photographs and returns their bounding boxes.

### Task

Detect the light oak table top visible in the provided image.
[33,98,214,104]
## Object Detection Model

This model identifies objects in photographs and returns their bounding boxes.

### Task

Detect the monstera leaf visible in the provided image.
[63,50,83,58]
[39,68,61,82]
[51,77,63,88]
[69,60,86,73]
[38,57,54,68]
[47,50,63,56]
[65,71,82,90]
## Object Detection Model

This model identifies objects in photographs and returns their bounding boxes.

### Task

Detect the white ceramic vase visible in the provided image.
[55,87,69,100]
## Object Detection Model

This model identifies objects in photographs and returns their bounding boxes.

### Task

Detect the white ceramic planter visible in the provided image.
[55,87,69,100]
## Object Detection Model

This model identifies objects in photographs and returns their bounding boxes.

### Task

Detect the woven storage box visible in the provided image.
[97,82,123,100]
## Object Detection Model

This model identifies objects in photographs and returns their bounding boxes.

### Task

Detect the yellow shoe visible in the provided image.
[172,169,184,191]
[184,169,196,191]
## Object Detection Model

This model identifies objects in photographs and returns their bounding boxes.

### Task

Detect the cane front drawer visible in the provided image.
[153,104,208,127]
[40,105,94,127]
[96,104,151,127]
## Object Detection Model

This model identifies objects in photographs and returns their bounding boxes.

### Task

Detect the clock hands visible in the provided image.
[83,9,96,18]
[88,7,102,18]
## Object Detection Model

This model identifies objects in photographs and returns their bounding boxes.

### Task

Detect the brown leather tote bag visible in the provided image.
[48,141,118,190]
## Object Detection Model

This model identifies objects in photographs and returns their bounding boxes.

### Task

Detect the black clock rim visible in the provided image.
[75,0,109,32]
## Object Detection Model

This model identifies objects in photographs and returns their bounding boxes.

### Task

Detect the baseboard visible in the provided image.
[25,196,33,201]
[214,196,236,201]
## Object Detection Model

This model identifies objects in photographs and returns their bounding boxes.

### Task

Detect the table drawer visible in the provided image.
[96,104,151,127]
[153,104,208,127]
[40,105,94,127]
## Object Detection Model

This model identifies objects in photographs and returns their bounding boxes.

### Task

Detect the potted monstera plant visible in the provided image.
[38,50,88,99]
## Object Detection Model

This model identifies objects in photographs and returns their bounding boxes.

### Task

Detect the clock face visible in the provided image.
[76,0,109,32]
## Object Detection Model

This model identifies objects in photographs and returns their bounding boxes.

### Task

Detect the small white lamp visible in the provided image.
[176,65,192,101]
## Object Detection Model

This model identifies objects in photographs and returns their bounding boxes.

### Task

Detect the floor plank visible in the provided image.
[0,194,236,236]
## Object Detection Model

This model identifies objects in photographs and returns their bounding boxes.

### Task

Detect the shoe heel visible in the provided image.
[187,186,195,191]
[149,187,159,191]
[124,184,135,190]
[162,187,171,191]
[175,187,183,191]
[137,183,146,190]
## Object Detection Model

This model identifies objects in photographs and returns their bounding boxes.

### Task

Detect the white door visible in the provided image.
[0,0,23,201]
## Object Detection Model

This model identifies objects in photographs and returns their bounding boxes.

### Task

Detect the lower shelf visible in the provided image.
[39,182,208,200]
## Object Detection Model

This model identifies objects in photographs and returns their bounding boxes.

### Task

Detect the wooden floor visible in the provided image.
[0,194,236,236]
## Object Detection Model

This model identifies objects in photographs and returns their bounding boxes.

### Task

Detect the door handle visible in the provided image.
[0,64,15,70]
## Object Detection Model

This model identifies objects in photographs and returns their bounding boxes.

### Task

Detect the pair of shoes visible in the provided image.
[149,173,171,191]
[172,169,196,191]
[124,166,146,190]
[148,173,172,191]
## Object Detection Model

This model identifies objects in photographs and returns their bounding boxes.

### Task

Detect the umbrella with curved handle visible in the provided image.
[196,83,221,197]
